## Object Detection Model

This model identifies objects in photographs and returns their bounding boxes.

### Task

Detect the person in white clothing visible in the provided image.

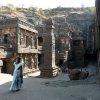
[10,57,24,92]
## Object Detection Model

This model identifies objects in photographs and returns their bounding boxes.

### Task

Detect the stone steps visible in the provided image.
[23,68,38,76]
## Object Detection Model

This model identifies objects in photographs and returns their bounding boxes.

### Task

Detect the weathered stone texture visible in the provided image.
[0,17,38,74]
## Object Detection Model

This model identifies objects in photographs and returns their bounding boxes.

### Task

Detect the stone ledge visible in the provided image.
[23,68,39,76]
[39,67,59,78]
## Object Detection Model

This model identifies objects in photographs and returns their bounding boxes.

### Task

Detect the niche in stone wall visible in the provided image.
[38,37,44,46]
[73,40,80,46]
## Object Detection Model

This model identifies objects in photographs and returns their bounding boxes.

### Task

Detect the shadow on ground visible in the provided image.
[0,73,100,100]
[41,75,97,87]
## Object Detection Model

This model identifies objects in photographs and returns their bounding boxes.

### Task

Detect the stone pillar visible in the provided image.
[95,0,100,84]
[0,59,3,73]
[96,51,100,84]
[40,19,58,77]
[25,54,28,68]
[36,34,38,49]
[36,54,39,70]
[31,54,35,69]
[34,54,38,70]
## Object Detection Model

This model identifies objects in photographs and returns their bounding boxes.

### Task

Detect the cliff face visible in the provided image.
[44,7,95,54]
[0,7,95,54]
[66,13,95,54]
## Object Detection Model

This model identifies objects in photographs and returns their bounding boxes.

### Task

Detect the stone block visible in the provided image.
[40,67,58,78]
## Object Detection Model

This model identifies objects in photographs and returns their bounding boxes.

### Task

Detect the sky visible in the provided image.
[0,0,95,9]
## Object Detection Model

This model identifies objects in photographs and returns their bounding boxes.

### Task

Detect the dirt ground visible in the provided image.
[0,64,100,100]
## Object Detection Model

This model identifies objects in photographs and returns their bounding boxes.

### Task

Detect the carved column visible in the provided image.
[0,59,3,73]
[25,54,28,68]
[35,54,39,70]
[39,19,58,77]
[33,54,38,70]
[31,54,35,69]
[97,52,100,84]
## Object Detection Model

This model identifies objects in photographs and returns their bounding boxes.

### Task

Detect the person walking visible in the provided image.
[10,57,24,92]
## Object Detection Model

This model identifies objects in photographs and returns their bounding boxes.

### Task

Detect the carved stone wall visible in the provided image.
[0,18,38,74]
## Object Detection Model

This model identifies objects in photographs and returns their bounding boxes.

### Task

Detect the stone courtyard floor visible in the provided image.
[0,66,100,100]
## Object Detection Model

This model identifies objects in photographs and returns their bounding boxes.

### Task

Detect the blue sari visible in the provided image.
[10,62,23,91]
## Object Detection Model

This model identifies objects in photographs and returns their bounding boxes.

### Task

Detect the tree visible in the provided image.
[38,8,45,16]
[81,4,84,8]
[6,4,16,12]
[29,6,38,12]
[88,7,96,14]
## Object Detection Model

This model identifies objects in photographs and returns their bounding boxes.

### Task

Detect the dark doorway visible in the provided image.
[84,51,97,66]
[38,54,44,67]
[1,60,7,73]
[38,37,43,46]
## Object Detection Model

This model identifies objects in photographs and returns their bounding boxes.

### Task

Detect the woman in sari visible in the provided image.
[10,57,24,91]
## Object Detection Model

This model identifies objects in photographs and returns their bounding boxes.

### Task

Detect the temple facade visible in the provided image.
[0,16,88,77]
[0,17,38,74]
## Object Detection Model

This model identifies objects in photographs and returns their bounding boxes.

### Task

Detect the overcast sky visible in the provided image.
[0,0,95,9]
